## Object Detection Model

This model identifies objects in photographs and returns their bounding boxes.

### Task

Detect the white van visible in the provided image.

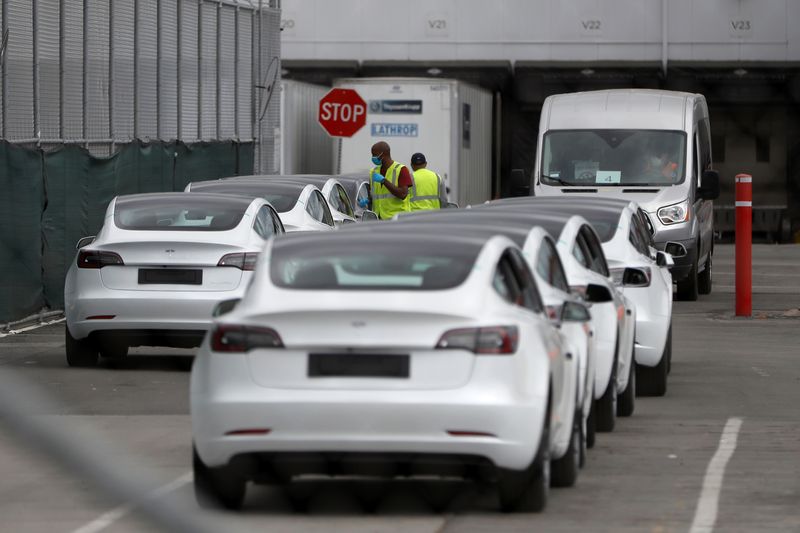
[530,89,720,301]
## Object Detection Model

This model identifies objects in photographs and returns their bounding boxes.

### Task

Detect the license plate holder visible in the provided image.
[137,268,203,285]
[308,353,410,378]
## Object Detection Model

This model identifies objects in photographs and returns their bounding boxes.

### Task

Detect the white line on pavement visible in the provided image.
[689,417,743,533]
[71,471,193,533]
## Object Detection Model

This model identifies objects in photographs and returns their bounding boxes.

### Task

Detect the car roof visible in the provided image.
[344,219,535,248]
[189,180,309,195]
[115,191,257,209]
[398,209,575,239]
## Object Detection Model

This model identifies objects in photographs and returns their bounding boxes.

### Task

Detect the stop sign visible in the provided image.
[318,88,367,137]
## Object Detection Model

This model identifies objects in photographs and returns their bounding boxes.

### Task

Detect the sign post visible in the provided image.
[318,88,367,138]
[735,174,752,317]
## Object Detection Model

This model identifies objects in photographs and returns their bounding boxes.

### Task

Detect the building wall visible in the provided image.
[281,0,800,64]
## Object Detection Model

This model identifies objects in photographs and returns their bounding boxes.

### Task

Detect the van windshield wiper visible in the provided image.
[541,175,584,187]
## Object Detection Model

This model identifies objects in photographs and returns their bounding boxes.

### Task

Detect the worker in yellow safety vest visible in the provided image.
[409,152,446,211]
[370,141,413,220]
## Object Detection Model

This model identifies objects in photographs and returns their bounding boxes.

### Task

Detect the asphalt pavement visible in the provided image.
[1,244,798,533]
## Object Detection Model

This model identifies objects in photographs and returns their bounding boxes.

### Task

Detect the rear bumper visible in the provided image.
[66,286,246,341]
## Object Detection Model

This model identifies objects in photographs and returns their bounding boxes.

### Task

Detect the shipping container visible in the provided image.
[334,78,493,208]
[279,80,334,174]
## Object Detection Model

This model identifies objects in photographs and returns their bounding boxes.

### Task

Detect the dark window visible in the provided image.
[253,205,276,239]
[271,239,482,291]
[536,238,570,292]
[493,255,522,305]
[334,185,355,217]
[113,195,249,231]
[756,131,770,162]
[572,237,591,269]
[306,190,334,227]
[319,191,335,227]
[580,226,609,277]
[711,131,726,163]
[508,248,544,314]
[270,206,285,234]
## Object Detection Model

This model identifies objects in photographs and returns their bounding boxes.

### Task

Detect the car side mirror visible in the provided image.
[656,251,674,268]
[509,168,530,197]
[212,298,241,317]
[75,236,96,249]
[360,210,379,221]
[699,169,720,200]
[585,283,613,303]
[446,202,459,209]
[561,300,591,323]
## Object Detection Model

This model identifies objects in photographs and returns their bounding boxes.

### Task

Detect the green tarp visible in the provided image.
[1,140,254,323]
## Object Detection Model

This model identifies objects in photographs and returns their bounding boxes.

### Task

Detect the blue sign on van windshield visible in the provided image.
[370,123,419,137]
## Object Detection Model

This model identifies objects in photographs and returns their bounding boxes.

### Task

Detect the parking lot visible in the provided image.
[1,243,798,533]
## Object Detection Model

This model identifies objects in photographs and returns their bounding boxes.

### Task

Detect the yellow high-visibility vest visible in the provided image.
[410,168,441,211]
[371,162,410,219]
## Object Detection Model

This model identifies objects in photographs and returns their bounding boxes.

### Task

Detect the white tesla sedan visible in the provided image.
[518,197,674,396]
[186,179,335,232]
[191,230,579,512]
[64,192,284,367]
[402,208,636,432]
[258,175,361,226]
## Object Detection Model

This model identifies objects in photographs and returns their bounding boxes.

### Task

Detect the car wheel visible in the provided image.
[617,353,636,417]
[578,411,587,468]
[551,411,580,487]
[585,392,596,449]
[637,324,670,397]
[497,405,550,512]
[193,447,246,510]
[698,254,712,295]
[676,254,699,301]
[595,344,617,432]
[65,328,99,368]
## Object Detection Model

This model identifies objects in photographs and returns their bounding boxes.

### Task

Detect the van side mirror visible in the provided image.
[585,283,613,303]
[699,169,720,200]
[509,168,530,197]
[656,251,674,268]
[561,300,591,322]
[212,298,241,317]
[360,210,379,221]
[75,236,96,249]
[446,202,459,209]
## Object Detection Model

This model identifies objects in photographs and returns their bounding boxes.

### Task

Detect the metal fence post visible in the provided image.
[109,0,115,150]
[82,0,88,148]
[234,4,239,141]
[215,0,221,141]
[32,0,39,143]
[133,0,139,139]
[156,0,162,140]
[197,0,202,141]
[1,0,7,139]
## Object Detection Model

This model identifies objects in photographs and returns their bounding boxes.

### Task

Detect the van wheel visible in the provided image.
[638,324,670,397]
[497,405,550,512]
[595,349,617,432]
[193,447,246,510]
[65,328,99,368]
[676,255,699,301]
[698,254,712,295]
[551,411,580,487]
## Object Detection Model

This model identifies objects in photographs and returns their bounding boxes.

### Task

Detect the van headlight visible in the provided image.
[657,200,690,225]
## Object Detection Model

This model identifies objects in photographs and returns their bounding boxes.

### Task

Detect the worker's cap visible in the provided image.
[410,152,426,164]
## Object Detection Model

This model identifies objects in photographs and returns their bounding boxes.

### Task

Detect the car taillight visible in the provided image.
[436,326,518,355]
[77,250,124,269]
[217,252,259,271]
[210,325,283,352]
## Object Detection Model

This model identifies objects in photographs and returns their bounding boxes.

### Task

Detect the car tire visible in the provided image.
[193,447,246,511]
[65,328,99,368]
[637,324,670,397]
[497,405,550,512]
[551,411,580,487]
[595,344,618,432]
[585,394,596,449]
[698,254,712,295]
[676,254,699,301]
[617,354,636,417]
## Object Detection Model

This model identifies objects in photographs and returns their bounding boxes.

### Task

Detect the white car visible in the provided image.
[64,192,284,367]
[186,179,335,233]
[259,175,361,226]
[518,197,674,396]
[362,218,596,457]
[402,208,636,432]
[191,230,580,512]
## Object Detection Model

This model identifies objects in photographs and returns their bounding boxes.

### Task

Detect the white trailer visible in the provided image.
[334,78,493,208]
[279,80,334,174]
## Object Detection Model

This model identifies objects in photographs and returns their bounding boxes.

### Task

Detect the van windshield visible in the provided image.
[541,130,687,187]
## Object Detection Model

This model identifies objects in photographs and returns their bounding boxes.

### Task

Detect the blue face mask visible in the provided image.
[371,155,382,166]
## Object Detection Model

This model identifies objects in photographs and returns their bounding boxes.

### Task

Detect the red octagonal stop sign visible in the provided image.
[318,88,367,138]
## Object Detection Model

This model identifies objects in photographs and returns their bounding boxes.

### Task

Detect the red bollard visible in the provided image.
[735,174,752,316]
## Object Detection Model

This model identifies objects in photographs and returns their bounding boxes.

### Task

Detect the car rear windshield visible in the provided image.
[541,129,687,186]
[270,239,482,290]
[114,196,249,231]
[567,209,620,242]
[190,182,303,212]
